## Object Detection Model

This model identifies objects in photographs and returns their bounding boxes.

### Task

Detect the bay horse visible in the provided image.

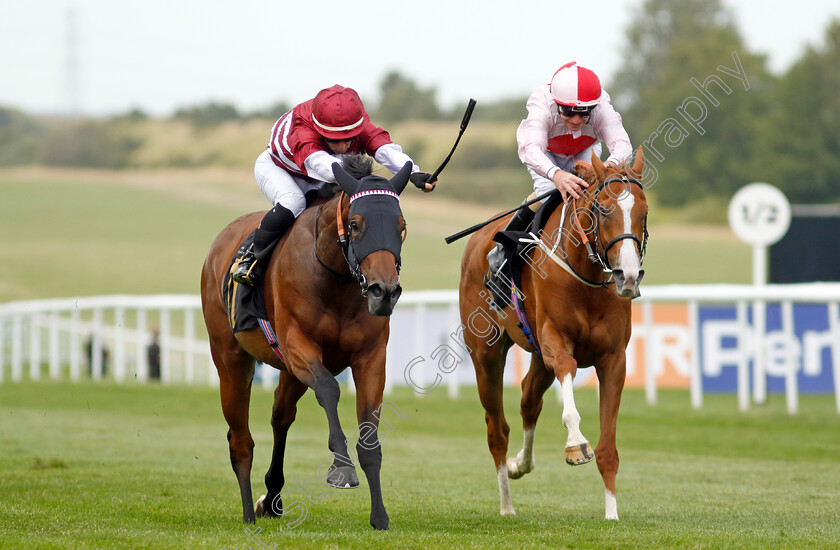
[458,148,648,520]
[200,157,413,529]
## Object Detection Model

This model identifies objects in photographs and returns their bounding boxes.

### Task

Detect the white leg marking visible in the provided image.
[506,427,535,478]
[605,488,619,520]
[497,465,516,515]
[561,373,588,448]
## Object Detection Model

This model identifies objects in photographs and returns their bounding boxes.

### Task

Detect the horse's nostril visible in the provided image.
[368,284,384,299]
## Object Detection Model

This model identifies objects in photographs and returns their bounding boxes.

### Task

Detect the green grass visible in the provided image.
[0,169,750,303]
[0,381,838,549]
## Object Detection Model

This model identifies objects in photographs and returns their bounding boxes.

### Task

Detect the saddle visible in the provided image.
[484,190,563,310]
[223,184,340,335]
[224,231,267,333]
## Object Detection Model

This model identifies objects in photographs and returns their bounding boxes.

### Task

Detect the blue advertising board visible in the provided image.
[699,304,836,394]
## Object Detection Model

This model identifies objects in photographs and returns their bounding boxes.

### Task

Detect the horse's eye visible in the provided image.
[348,215,365,240]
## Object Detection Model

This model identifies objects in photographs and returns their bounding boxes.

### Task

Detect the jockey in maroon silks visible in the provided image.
[234,84,434,286]
[486,62,633,273]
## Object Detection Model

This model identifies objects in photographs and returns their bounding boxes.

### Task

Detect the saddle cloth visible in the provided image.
[223,231,268,334]
[484,190,563,310]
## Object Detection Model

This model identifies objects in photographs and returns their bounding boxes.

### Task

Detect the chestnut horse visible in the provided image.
[458,149,648,520]
[200,159,413,529]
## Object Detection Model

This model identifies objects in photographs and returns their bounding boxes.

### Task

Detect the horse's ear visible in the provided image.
[332,162,360,195]
[591,151,608,182]
[389,161,413,195]
[629,146,645,179]
[574,160,597,186]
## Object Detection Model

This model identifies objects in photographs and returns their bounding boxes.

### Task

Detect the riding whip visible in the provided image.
[444,189,558,244]
[425,98,477,183]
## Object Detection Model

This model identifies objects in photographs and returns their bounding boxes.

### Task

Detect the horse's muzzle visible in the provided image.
[367,282,402,316]
[611,269,644,299]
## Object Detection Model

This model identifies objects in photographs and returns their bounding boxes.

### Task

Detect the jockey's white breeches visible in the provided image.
[254,150,309,217]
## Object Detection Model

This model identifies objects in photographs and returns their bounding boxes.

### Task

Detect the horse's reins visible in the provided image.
[313,192,357,283]
[524,174,647,288]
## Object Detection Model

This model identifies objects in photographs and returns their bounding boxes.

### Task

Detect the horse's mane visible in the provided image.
[342,154,374,180]
[574,158,641,188]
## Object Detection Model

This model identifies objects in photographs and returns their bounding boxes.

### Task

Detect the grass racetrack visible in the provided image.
[1,381,838,549]
[2,168,830,549]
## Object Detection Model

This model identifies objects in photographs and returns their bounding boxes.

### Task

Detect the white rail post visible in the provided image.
[29,315,41,380]
[136,308,147,382]
[160,309,171,384]
[688,300,702,409]
[91,308,103,380]
[185,307,195,385]
[70,309,81,382]
[643,300,656,405]
[49,311,60,380]
[114,306,126,382]
[736,301,750,412]
[447,302,461,399]
[781,301,798,414]
[0,317,5,383]
[828,302,840,415]
[752,298,767,405]
[414,301,426,397]
[12,314,23,382]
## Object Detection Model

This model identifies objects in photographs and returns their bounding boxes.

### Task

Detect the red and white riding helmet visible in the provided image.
[311,85,369,140]
[549,62,602,107]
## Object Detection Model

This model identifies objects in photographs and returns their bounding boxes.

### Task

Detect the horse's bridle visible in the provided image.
[561,174,648,285]
[314,191,406,295]
[313,196,356,283]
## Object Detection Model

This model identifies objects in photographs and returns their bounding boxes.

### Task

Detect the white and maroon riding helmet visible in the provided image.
[549,62,602,113]
[311,85,369,140]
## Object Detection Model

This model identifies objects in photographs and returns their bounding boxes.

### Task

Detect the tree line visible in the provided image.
[1,0,838,206]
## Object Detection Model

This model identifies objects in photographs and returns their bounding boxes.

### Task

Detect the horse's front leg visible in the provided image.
[507,353,554,479]
[284,337,357,490]
[542,337,594,466]
[350,348,389,530]
[594,352,627,520]
[255,370,309,518]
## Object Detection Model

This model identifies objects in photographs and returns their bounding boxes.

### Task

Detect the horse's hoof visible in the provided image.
[370,512,390,530]
[254,495,267,517]
[565,443,594,465]
[327,465,359,489]
[505,456,532,480]
[255,494,283,518]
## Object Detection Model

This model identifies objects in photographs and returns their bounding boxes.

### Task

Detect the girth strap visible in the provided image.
[257,318,284,361]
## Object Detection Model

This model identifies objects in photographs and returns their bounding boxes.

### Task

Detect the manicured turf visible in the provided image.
[1,380,838,549]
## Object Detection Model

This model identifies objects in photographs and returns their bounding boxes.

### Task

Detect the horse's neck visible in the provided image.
[552,188,602,278]
[314,193,351,272]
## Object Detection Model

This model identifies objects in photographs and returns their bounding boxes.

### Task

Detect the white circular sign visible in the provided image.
[728,183,791,245]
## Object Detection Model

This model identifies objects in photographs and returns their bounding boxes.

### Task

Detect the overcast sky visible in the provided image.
[1,0,839,117]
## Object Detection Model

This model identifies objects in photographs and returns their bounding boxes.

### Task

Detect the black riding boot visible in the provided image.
[486,201,536,274]
[233,204,296,286]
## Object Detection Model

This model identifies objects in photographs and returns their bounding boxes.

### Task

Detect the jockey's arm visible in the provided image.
[376,143,434,192]
[303,150,343,182]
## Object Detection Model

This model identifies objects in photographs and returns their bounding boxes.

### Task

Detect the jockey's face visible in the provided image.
[324,136,355,154]
[558,104,592,132]
[560,112,590,132]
